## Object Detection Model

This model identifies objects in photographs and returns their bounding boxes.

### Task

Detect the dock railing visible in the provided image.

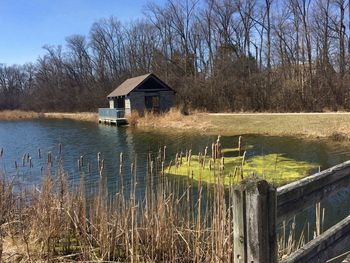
[98,108,126,120]
[234,161,350,263]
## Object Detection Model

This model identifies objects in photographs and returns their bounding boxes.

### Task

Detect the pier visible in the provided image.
[98,108,128,125]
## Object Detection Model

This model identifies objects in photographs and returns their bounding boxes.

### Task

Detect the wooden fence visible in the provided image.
[233,160,350,263]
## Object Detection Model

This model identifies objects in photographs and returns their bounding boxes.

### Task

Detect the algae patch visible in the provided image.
[167,153,317,186]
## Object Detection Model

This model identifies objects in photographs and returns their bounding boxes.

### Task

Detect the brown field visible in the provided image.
[135,110,350,140]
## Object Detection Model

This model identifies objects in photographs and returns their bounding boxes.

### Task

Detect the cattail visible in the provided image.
[80,155,84,167]
[14,161,18,170]
[38,148,41,159]
[101,159,104,170]
[97,152,101,169]
[48,152,51,165]
[58,143,62,155]
[0,147,3,157]
[211,143,215,159]
[221,157,224,171]
[99,159,104,177]
[216,135,221,158]
[241,151,246,166]
[131,162,134,174]
[175,153,179,165]
[150,160,154,175]
[119,152,123,164]
[163,145,167,161]
[158,148,162,160]
[238,136,242,156]
[29,157,33,168]
[88,162,91,173]
[27,153,30,162]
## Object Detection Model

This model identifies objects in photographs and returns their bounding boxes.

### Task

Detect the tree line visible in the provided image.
[1,0,350,112]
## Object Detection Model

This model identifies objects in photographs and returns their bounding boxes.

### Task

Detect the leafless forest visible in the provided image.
[1,0,350,112]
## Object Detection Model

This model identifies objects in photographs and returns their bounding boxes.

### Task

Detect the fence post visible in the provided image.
[233,179,277,263]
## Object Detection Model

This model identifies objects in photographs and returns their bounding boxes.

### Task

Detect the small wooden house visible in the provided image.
[98,73,176,124]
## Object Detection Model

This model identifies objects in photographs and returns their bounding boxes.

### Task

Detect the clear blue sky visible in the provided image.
[0,0,162,65]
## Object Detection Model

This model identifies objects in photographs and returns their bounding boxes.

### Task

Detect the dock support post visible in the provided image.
[233,179,277,263]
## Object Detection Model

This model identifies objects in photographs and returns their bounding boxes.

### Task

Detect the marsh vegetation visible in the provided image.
[0,135,331,262]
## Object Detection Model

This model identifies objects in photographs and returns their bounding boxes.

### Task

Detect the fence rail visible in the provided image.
[234,160,350,263]
[277,161,350,222]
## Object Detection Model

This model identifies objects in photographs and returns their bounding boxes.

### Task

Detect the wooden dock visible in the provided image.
[98,108,128,125]
[233,160,350,263]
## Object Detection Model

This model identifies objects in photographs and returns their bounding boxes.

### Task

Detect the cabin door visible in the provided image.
[116,97,125,109]
[145,95,159,112]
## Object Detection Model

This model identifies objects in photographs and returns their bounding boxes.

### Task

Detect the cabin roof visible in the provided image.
[107,73,174,98]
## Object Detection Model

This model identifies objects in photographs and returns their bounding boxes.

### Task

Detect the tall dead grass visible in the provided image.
[134,108,209,130]
[0,143,325,262]
[0,110,42,120]
[0,110,98,122]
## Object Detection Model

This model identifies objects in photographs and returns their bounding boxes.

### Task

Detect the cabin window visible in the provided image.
[145,95,159,111]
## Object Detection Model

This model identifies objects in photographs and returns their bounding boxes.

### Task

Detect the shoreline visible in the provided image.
[0,110,98,122]
[1,110,350,140]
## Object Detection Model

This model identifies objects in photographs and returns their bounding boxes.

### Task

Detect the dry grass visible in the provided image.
[1,149,234,262]
[0,110,98,122]
[0,139,328,262]
[127,111,140,126]
[43,112,98,122]
[136,108,210,130]
[136,111,350,140]
[202,113,350,139]
[0,110,42,120]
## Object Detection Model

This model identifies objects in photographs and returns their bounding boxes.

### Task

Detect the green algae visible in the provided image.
[167,152,318,186]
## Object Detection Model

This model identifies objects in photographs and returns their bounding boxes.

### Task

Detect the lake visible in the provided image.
[1,119,350,246]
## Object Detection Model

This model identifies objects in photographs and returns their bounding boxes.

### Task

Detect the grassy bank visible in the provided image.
[3,109,350,140]
[134,110,350,140]
[0,110,98,122]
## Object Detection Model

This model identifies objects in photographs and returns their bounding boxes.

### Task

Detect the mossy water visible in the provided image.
[167,146,318,186]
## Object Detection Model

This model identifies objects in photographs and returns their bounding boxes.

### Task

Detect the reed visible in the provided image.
[0,110,98,122]
[0,143,324,262]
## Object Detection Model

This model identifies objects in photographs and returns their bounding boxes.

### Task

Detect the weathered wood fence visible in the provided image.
[234,160,350,263]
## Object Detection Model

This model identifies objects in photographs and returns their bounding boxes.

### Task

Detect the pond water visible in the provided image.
[1,119,350,258]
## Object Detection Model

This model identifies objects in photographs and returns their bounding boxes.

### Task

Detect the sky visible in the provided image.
[0,0,163,65]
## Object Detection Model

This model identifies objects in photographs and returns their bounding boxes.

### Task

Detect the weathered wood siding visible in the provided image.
[129,92,145,113]
[129,90,175,113]
[159,90,175,111]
